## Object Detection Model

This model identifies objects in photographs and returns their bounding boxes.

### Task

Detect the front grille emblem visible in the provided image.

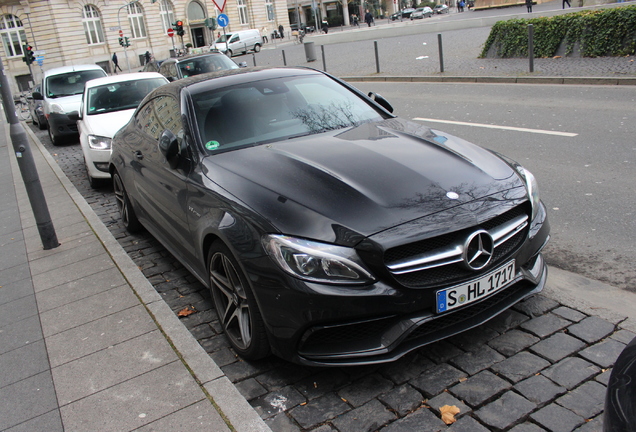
[463,230,494,271]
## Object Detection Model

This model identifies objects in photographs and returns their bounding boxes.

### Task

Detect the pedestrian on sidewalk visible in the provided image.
[278,24,284,39]
[321,21,329,34]
[562,0,571,8]
[365,10,373,26]
[526,0,533,12]
[112,53,123,73]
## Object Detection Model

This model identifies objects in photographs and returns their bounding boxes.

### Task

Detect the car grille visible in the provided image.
[384,205,529,288]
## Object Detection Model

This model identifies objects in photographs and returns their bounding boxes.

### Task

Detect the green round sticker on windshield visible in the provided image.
[206,141,220,150]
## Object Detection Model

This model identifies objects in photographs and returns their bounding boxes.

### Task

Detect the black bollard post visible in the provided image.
[438,34,445,73]
[528,24,534,73]
[0,56,59,250]
[282,49,287,66]
[321,45,327,72]
[374,41,380,73]
[252,53,256,67]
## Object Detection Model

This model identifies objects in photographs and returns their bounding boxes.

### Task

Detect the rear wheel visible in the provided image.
[48,125,61,146]
[113,171,142,232]
[226,49,233,57]
[253,44,261,53]
[208,241,270,360]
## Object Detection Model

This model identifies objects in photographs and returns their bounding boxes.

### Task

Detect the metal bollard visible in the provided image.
[282,49,287,66]
[321,45,327,71]
[528,24,534,73]
[374,41,380,73]
[438,34,444,73]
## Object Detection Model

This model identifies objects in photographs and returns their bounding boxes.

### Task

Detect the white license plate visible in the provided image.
[436,260,516,313]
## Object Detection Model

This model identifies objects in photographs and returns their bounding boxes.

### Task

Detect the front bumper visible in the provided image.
[47,113,79,139]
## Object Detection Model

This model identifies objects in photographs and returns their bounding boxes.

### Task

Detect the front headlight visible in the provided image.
[49,103,65,115]
[87,135,112,151]
[262,235,375,285]
[497,153,541,220]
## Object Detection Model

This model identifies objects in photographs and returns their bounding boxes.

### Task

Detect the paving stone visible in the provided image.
[311,425,337,432]
[541,357,600,390]
[449,326,500,352]
[610,329,636,345]
[514,375,567,405]
[530,332,586,363]
[423,340,464,364]
[380,407,446,432]
[579,339,626,368]
[427,391,471,419]
[294,369,349,400]
[595,368,611,386]
[491,351,551,383]
[567,316,615,344]
[513,295,560,317]
[556,381,606,418]
[449,371,511,407]
[509,422,548,432]
[378,384,424,416]
[250,385,306,419]
[338,373,394,407]
[235,378,268,401]
[222,359,272,382]
[485,309,530,333]
[264,412,302,432]
[450,344,505,375]
[573,415,603,432]
[488,329,540,357]
[447,415,491,432]
[410,364,467,398]
[475,391,536,430]
[520,313,572,338]
[531,404,586,432]
[208,347,238,367]
[331,399,396,432]
[379,353,435,385]
[255,364,312,391]
[552,306,586,323]
[288,393,350,429]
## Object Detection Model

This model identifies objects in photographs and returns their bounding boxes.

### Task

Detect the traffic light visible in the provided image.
[118,37,124,47]
[25,45,35,64]
[175,20,184,36]
[124,37,130,47]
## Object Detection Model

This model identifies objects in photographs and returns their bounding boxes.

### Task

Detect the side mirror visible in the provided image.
[68,111,81,121]
[368,92,394,113]
[159,129,181,169]
[32,91,44,100]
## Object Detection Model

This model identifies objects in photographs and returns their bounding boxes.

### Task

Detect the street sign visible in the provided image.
[217,14,229,28]
[119,29,124,37]
[167,28,174,37]
[36,55,44,66]
[213,0,227,12]
[33,50,46,55]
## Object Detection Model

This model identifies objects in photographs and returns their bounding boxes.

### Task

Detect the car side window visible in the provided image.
[135,95,182,142]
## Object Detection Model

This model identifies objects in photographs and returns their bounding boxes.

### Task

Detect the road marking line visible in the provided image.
[413,118,578,137]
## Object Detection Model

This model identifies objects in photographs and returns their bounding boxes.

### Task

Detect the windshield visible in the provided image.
[86,78,167,115]
[178,55,238,78]
[192,74,384,153]
[45,70,106,98]
[215,33,232,43]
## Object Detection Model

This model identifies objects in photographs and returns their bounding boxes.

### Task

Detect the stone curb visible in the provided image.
[342,75,636,85]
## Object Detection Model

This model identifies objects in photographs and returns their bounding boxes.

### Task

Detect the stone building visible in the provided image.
[0,0,290,93]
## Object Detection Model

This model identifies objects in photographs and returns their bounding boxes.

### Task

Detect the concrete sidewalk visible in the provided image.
[0,117,271,431]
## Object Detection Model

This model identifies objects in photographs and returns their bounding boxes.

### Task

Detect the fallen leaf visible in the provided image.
[300,402,307,406]
[440,405,460,425]
[177,306,196,317]
[459,377,468,382]
[553,55,562,59]
[341,397,348,403]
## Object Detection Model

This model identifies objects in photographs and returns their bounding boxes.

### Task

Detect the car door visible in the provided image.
[129,94,198,263]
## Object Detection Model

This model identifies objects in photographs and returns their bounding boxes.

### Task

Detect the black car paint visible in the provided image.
[110,67,550,365]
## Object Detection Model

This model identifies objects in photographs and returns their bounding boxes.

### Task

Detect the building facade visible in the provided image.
[0,0,290,93]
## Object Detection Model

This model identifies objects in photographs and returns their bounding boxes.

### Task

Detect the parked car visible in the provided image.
[74,72,168,188]
[32,64,107,145]
[411,6,434,19]
[109,67,550,366]
[434,4,450,13]
[141,59,165,73]
[29,84,47,130]
[400,7,416,18]
[157,52,239,82]
[604,336,636,432]
[390,11,402,20]
[211,29,262,57]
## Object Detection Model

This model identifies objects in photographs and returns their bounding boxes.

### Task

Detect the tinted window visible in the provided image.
[45,70,106,97]
[136,95,182,141]
[192,74,383,153]
[177,55,238,78]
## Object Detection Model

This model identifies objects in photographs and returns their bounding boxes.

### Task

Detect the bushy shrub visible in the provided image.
[480,6,636,58]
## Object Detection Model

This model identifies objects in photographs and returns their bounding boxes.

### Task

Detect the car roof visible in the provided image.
[43,64,105,77]
[166,52,231,64]
[83,72,166,89]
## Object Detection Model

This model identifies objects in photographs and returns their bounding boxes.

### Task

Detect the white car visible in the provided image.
[75,72,168,188]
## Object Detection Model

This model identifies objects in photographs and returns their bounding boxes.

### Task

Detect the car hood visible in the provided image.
[47,94,83,114]
[82,109,136,138]
[202,118,524,245]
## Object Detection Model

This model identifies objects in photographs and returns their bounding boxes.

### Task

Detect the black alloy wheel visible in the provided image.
[208,241,269,360]
[112,171,142,232]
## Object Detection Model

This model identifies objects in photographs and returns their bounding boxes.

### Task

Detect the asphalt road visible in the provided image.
[352,81,636,292]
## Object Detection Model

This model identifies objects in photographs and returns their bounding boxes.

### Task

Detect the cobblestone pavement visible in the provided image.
[29,115,634,431]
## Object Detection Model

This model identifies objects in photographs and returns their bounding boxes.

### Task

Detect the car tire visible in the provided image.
[113,171,142,233]
[208,241,270,360]
[38,117,46,130]
[226,49,233,57]
[254,44,261,53]
[48,125,60,146]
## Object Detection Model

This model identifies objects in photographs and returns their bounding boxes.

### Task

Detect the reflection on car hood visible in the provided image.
[83,108,136,138]
[203,118,523,245]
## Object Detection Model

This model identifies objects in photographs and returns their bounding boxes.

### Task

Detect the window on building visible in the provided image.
[127,3,147,39]
[237,0,248,24]
[83,5,105,45]
[159,0,176,33]
[265,0,275,21]
[0,15,28,58]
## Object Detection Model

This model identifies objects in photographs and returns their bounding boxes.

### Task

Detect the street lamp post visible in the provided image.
[117,0,139,72]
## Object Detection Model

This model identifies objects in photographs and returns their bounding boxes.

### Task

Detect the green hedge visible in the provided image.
[480,6,636,58]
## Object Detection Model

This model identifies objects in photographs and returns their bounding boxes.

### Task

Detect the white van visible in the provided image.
[32,64,107,145]
[212,29,262,57]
